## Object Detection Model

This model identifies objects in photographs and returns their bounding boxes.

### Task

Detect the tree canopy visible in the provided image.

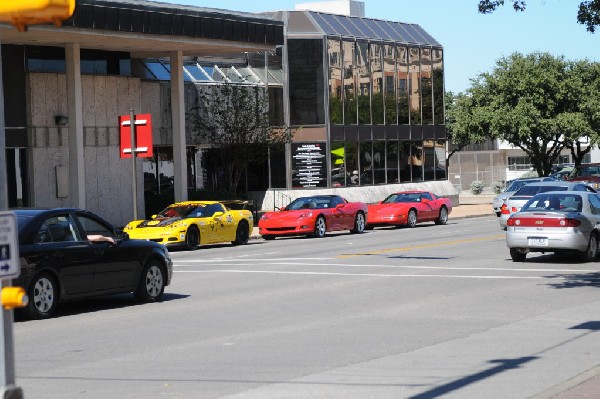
[450,52,600,176]
[477,0,600,32]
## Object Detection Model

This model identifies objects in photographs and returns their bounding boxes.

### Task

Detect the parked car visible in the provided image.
[124,201,253,250]
[565,163,600,189]
[505,191,600,262]
[367,191,452,229]
[492,177,553,217]
[498,182,596,230]
[258,195,367,239]
[13,208,173,319]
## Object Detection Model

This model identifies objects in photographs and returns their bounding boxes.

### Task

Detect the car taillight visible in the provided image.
[560,218,581,227]
[506,217,517,226]
[501,204,510,215]
[511,207,519,213]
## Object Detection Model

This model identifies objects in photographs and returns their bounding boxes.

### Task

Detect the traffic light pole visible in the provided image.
[0,33,23,399]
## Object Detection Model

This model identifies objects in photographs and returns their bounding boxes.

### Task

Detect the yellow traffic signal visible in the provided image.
[1,287,28,310]
[0,0,75,32]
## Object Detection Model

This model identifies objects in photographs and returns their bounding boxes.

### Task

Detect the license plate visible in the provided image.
[528,237,548,246]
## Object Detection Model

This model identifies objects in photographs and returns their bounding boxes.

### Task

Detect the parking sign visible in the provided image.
[0,212,19,279]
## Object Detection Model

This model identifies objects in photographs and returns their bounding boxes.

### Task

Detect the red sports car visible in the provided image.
[258,195,368,240]
[367,191,452,229]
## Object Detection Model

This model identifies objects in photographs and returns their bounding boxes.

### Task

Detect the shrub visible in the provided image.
[519,170,539,178]
[470,180,484,195]
[491,181,505,194]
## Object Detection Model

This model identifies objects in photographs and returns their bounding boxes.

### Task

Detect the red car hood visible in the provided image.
[262,209,316,222]
[368,203,411,214]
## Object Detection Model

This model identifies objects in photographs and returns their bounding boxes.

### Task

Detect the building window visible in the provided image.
[508,156,532,171]
[288,39,325,125]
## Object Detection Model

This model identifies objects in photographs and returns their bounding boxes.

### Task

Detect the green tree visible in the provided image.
[456,52,600,176]
[444,91,490,166]
[561,60,600,165]
[189,83,290,194]
[477,0,600,32]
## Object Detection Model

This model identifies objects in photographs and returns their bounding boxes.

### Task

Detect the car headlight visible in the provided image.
[260,214,269,220]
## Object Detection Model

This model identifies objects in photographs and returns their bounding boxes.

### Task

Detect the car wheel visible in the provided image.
[185,226,200,250]
[435,206,448,225]
[510,248,527,262]
[351,212,365,234]
[407,209,417,228]
[579,233,598,262]
[232,221,249,245]
[135,260,165,302]
[262,235,275,241]
[24,272,58,319]
[313,216,326,238]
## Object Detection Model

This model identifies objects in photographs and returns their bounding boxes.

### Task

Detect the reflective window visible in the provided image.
[409,141,424,181]
[373,141,386,184]
[383,44,397,125]
[328,39,343,124]
[185,64,212,82]
[356,41,370,124]
[370,43,384,125]
[421,48,433,125]
[288,39,325,125]
[386,140,400,183]
[6,148,28,208]
[360,141,373,185]
[409,47,421,124]
[396,46,409,124]
[346,141,359,185]
[269,144,287,188]
[424,139,446,180]
[399,141,412,182]
[343,41,357,125]
[331,141,346,187]
[432,48,444,125]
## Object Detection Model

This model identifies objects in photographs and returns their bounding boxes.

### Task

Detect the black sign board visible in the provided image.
[292,143,327,188]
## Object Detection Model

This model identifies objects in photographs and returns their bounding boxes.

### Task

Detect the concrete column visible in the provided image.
[170,51,187,202]
[65,43,85,208]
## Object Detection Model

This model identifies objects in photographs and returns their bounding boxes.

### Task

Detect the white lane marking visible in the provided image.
[173,258,335,263]
[171,261,592,273]
[173,269,545,280]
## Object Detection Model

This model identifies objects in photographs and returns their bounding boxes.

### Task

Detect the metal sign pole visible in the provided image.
[0,32,24,399]
[129,109,138,220]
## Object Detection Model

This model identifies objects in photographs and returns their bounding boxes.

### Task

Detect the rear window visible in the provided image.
[522,193,583,213]
[514,185,568,196]
[573,165,600,178]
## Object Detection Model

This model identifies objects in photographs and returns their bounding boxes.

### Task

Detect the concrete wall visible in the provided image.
[251,180,459,211]
[27,73,160,226]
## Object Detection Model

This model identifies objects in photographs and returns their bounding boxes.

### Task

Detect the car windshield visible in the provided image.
[572,165,600,178]
[157,204,213,219]
[521,193,583,213]
[286,197,332,210]
[514,185,569,196]
[505,180,537,192]
[382,193,422,203]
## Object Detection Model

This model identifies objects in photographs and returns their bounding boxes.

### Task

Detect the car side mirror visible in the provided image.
[336,203,345,209]
[422,198,429,203]
[213,212,224,219]
[151,214,157,219]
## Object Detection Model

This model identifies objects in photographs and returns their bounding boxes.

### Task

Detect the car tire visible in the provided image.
[185,226,200,250]
[407,209,417,228]
[579,233,598,262]
[262,235,275,241]
[350,212,365,234]
[313,216,326,238]
[135,260,165,302]
[510,248,527,262]
[232,221,249,245]
[435,206,448,225]
[23,272,59,320]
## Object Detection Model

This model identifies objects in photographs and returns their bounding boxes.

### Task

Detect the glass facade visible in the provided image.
[319,37,445,188]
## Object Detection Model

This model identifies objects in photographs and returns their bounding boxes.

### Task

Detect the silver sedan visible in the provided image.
[499,181,596,230]
[506,191,600,262]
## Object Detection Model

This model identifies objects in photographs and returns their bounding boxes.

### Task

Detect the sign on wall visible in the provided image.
[119,113,153,158]
[292,143,327,188]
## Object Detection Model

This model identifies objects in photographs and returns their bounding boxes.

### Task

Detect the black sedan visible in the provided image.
[13,208,173,319]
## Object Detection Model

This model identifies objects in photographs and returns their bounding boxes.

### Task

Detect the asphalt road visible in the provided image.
[13,215,600,399]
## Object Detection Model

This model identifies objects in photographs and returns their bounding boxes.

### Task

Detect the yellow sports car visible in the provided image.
[124,201,254,250]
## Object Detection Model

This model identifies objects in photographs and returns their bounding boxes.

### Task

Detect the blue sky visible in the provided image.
[161,0,599,93]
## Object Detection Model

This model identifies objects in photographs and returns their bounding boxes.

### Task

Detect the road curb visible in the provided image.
[529,365,600,399]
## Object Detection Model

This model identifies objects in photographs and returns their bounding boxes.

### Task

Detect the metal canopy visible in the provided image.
[291,11,441,47]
